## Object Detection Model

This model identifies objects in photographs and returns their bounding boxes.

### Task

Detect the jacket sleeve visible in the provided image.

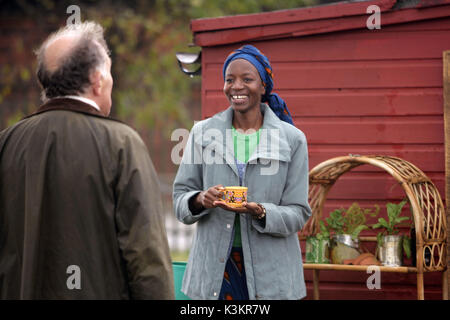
[114,131,174,299]
[252,133,312,237]
[172,123,211,225]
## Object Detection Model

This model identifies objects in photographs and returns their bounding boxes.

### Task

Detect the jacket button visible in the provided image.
[213,292,217,297]
[226,224,231,229]
[219,258,225,263]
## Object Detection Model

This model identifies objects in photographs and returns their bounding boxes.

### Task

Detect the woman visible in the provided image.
[173,45,312,300]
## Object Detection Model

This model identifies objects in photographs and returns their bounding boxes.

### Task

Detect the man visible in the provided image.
[0,21,174,299]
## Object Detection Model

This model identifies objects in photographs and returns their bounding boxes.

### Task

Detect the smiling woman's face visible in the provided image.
[223,59,265,114]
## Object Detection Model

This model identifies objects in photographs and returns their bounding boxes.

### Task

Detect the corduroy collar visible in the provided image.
[24,98,107,120]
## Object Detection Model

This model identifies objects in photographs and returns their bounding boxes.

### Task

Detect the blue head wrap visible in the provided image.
[222,44,294,125]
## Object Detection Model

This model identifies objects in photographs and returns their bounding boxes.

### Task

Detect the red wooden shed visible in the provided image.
[190,0,450,299]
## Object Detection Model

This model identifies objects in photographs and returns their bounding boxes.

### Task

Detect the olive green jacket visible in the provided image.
[0,98,174,299]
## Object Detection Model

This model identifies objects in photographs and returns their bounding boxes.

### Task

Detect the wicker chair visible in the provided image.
[301,154,448,300]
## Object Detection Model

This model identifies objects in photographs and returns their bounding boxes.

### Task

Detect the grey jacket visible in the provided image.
[173,104,311,300]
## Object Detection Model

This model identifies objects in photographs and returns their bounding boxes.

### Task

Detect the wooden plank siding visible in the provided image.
[195,1,450,299]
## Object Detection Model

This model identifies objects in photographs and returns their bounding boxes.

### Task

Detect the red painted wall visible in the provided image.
[194,1,450,299]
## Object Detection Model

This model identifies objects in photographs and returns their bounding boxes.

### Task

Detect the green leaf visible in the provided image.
[351,225,368,240]
[319,220,327,232]
[326,209,345,234]
[376,218,390,229]
[318,220,330,239]
[387,200,407,222]
[372,222,382,229]
[378,200,411,234]
[376,233,384,248]
[394,216,410,224]
[403,236,411,259]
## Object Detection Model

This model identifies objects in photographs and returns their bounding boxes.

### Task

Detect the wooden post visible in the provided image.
[417,272,425,300]
[444,50,450,301]
[313,269,320,300]
[443,269,449,300]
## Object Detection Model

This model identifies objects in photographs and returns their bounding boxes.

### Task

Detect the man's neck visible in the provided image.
[61,95,101,112]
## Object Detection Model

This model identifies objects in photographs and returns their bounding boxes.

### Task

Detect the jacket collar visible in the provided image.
[195,104,291,163]
[24,98,107,119]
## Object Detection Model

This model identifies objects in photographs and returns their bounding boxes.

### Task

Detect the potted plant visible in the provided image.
[372,199,411,267]
[305,220,331,264]
[327,202,380,264]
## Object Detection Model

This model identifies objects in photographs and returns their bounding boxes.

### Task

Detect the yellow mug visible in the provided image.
[222,186,248,208]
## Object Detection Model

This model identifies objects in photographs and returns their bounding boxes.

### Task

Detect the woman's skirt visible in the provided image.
[219,247,249,300]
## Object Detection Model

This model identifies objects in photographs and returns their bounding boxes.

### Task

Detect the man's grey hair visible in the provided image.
[35,21,110,102]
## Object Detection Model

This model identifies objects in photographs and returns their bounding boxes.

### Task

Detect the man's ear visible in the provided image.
[90,70,103,96]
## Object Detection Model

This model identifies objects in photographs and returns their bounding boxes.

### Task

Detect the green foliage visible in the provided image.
[372,199,412,258]
[6,110,24,127]
[183,0,316,19]
[305,236,330,264]
[372,199,410,235]
[324,203,379,240]
[316,220,330,240]
[86,5,196,136]
[2,0,317,135]
[344,202,379,239]
[171,250,190,262]
[403,235,411,260]
[325,209,345,235]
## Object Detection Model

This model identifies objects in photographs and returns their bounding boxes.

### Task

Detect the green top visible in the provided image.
[232,126,260,164]
[231,126,261,247]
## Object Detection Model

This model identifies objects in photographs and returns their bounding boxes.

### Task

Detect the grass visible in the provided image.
[171,250,190,262]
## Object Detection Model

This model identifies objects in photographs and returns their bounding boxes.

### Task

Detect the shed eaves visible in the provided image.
[191,0,450,47]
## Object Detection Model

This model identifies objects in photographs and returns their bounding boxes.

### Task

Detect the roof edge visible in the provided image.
[192,0,450,47]
[191,0,397,33]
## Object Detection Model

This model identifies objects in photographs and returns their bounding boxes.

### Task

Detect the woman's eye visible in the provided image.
[226,79,233,83]
[244,78,253,82]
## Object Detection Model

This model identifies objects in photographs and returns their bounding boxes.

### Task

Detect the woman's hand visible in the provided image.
[213,200,265,219]
[194,186,266,219]
[193,185,225,209]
